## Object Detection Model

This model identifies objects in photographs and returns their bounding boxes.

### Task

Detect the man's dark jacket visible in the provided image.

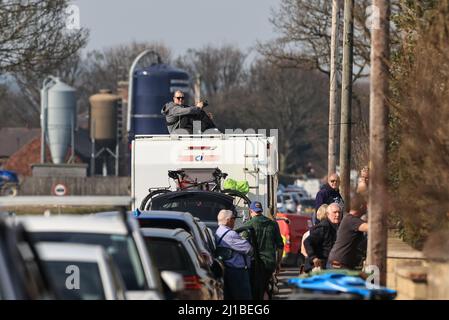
[313,184,343,224]
[304,218,339,272]
[315,183,343,211]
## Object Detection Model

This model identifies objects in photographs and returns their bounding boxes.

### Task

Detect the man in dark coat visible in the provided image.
[313,173,344,225]
[328,194,368,270]
[304,203,342,272]
[242,202,284,300]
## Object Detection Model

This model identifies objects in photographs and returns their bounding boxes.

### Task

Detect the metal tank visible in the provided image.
[89,89,120,147]
[129,64,190,137]
[46,79,76,164]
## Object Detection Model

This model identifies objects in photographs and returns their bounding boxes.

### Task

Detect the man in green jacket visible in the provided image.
[243,201,284,300]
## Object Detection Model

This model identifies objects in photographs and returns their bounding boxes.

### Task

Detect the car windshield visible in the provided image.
[31,233,146,291]
[43,261,105,300]
[150,194,234,222]
[144,237,193,274]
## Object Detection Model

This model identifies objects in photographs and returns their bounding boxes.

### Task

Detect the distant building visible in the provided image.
[0,127,40,166]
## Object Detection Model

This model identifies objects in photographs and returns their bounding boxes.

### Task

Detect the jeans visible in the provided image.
[178,111,218,133]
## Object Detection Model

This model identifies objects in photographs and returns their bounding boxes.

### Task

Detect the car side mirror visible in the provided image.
[161,271,185,293]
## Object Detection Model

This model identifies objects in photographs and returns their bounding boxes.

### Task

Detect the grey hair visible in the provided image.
[327,202,341,214]
[217,209,234,225]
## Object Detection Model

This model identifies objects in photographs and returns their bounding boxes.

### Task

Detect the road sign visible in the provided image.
[53,183,68,196]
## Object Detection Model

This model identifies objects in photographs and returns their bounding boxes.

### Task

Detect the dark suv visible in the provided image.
[147,190,247,232]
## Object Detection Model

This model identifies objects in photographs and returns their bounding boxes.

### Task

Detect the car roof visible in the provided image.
[151,190,234,202]
[36,242,106,262]
[136,210,195,222]
[140,227,192,241]
[18,215,128,235]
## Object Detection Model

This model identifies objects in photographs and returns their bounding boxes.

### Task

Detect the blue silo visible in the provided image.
[129,64,190,138]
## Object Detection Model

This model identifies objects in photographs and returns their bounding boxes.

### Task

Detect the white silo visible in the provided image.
[41,77,76,164]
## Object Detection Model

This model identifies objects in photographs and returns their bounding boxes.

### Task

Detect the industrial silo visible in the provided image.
[129,64,190,137]
[88,89,121,176]
[46,79,76,164]
[89,89,120,147]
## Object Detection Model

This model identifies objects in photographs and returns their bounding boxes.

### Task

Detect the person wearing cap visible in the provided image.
[215,209,253,300]
[242,201,284,300]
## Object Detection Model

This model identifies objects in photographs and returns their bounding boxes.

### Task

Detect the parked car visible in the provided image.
[35,242,127,300]
[134,210,214,265]
[0,217,54,300]
[140,228,223,300]
[144,190,249,232]
[18,214,182,300]
[0,170,19,197]
[194,218,217,254]
[284,185,310,199]
[277,193,298,213]
[297,198,316,217]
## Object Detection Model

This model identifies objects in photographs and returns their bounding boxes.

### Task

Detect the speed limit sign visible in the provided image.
[53,183,68,196]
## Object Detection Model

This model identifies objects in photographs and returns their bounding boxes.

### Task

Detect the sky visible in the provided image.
[72,0,280,59]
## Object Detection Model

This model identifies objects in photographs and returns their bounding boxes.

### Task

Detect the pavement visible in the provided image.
[273,267,299,300]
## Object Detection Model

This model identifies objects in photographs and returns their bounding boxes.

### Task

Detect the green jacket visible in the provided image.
[243,214,284,271]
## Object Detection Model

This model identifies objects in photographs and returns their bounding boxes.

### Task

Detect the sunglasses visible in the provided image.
[175,96,185,100]
[330,180,339,183]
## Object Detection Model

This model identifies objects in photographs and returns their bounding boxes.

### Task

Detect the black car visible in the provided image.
[147,190,249,232]
[140,227,224,300]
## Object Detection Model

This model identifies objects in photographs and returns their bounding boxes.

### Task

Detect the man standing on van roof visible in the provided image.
[161,90,217,134]
[243,201,284,300]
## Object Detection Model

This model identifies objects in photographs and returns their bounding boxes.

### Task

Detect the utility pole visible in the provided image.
[328,0,341,176]
[367,0,390,286]
[339,0,354,208]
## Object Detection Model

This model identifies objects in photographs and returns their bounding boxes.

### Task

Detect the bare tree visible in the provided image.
[175,44,247,97]
[7,41,171,123]
[211,59,329,175]
[259,0,400,81]
[80,41,172,95]
[0,84,37,127]
[0,0,88,74]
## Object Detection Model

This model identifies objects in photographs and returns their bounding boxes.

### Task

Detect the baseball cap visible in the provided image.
[249,201,263,213]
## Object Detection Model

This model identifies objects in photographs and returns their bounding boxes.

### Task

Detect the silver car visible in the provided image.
[36,242,126,300]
